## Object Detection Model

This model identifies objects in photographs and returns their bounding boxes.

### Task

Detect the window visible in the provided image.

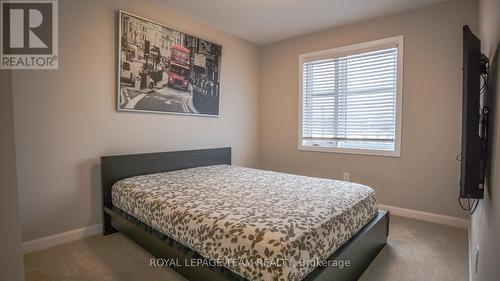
[299,36,403,157]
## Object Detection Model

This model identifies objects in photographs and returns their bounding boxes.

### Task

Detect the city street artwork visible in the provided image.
[118,11,222,116]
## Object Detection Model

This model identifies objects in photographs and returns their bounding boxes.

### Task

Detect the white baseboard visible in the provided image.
[378,204,469,229]
[22,224,102,254]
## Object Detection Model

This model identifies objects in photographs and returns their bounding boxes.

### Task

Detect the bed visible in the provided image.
[101,147,389,281]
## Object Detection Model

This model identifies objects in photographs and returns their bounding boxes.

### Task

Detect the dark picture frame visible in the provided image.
[117,11,222,116]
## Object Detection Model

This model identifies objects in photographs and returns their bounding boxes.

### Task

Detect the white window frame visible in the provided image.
[298,36,404,157]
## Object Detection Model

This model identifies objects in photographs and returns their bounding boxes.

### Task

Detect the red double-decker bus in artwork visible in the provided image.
[167,45,191,91]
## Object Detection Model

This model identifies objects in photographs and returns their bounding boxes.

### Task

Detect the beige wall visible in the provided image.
[470,0,500,280]
[0,70,25,280]
[258,0,477,219]
[12,0,484,244]
[12,0,260,241]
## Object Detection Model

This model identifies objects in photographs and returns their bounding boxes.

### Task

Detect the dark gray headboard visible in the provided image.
[100,147,231,233]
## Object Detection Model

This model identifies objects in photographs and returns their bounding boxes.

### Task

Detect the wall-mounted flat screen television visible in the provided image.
[459,25,489,199]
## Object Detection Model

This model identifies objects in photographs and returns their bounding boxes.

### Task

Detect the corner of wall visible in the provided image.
[0,70,25,281]
[470,1,500,280]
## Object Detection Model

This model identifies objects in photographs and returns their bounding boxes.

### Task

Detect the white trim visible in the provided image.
[301,38,399,62]
[22,224,102,254]
[378,204,469,229]
[298,145,400,157]
[298,36,404,157]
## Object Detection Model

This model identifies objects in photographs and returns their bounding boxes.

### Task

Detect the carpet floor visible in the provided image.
[24,215,468,281]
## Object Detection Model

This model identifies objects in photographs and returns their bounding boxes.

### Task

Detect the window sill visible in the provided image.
[298,144,401,157]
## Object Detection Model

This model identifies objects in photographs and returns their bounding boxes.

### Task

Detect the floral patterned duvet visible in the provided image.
[112,165,378,281]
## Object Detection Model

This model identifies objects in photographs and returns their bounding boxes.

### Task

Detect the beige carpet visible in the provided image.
[24,216,468,281]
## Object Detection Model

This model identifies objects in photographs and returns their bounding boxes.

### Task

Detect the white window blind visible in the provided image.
[300,37,402,156]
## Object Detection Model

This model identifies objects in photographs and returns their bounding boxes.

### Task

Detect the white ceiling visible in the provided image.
[152,0,450,45]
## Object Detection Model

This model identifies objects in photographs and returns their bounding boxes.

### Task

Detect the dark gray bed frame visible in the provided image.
[101,147,389,281]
